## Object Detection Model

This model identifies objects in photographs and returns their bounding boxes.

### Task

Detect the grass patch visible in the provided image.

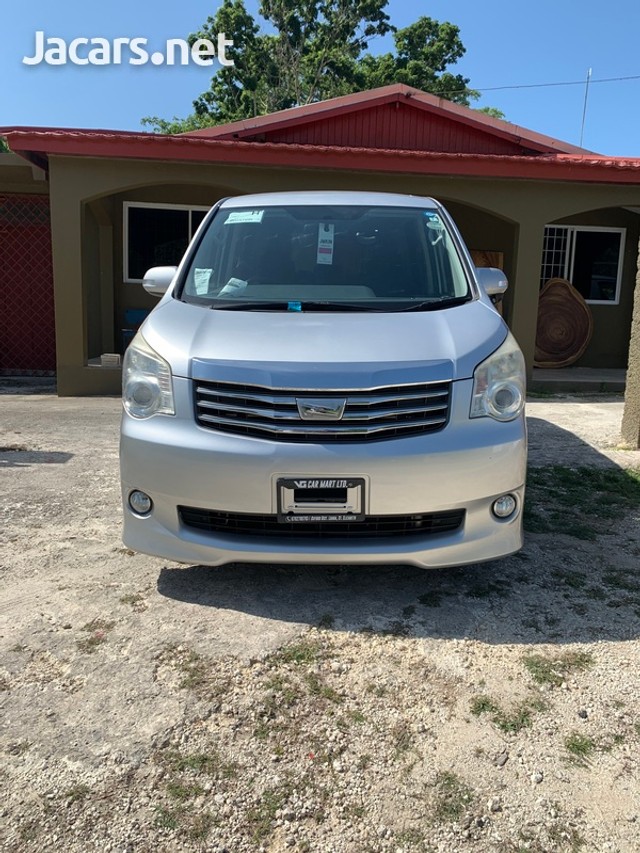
[161,747,237,779]
[304,672,342,703]
[522,650,594,687]
[246,781,294,842]
[317,613,335,629]
[396,828,434,851]
[470,695,499,716]
[65,784,90,803]
[119,592,146,610]
[166,781,204,802]
[525,467,640,540]
[154,805,182,830]
[187,812,215,841]
[392,721,414,758]
[76,618,115,654]
[176,650,210,690]
[357,753,372,770]
[157,645,231,700]
[548,824,586,851]
[602,568,640,594]
[265,674,300,707]
[272,638,324,666]
[432,771,473,822]
[552,569,588,589]
[348,709,366,724]
[564,732,596,766]
[471,694,547,733]
[509,822,586,853]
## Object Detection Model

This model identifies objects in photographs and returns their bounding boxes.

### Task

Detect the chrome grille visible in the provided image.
[194,379,451,442]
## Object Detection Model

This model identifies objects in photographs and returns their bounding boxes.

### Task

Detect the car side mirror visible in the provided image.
[142,266,178,297]
[476,267,508,300]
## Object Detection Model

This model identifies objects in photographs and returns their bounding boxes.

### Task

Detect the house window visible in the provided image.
[540,225,626,305]
[124,203,209,282]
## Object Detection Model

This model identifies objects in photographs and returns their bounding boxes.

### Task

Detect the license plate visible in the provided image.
[277,477,365,523]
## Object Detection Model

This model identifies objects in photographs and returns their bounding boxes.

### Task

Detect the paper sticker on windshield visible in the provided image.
[224,210,265,225]
[424,212,444,230]
[317,223,335,265]
[194,268,212,295]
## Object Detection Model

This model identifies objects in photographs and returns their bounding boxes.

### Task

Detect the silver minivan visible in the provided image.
[120,191,526,568]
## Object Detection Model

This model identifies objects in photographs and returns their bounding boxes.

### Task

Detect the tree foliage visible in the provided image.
[143,0,487,132]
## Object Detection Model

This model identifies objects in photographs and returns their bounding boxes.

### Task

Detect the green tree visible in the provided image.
[476,106,506,120]
[143,0,488,132]
[356,18,476,104]
[0,138,9,153]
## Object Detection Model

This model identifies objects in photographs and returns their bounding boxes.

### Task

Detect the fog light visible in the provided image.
[129,490,152,515]
[492,494,517,519]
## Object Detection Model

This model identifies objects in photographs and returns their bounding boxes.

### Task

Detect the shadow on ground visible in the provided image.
[156,418,640,647]
[0,448,73,467]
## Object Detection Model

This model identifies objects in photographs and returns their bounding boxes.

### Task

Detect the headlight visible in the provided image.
[470,332,525,422]
[122,333,175,419]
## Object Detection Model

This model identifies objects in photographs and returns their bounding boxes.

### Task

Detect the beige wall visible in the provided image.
[552,207,640,368]
[45,154,640,395]
[0,152,49,195]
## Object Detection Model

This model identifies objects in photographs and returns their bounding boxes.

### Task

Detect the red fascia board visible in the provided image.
[3,131,640,185]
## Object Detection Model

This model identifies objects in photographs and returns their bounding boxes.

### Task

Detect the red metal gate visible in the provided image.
[0,194,56,374]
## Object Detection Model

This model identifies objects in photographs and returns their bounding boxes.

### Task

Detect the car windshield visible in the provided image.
[179,204,472,311]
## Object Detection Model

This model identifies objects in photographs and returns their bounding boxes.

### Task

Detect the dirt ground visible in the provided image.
[1,391,639,853]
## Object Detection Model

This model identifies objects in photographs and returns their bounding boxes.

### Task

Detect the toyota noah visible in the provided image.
[120,191,526,568]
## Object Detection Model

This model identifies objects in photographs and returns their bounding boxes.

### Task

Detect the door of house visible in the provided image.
[0,194,56,374]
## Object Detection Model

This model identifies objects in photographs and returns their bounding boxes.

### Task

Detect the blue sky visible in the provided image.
[1,0,639,156]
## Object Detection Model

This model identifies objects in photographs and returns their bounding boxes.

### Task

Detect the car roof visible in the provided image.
[218,191,440,209]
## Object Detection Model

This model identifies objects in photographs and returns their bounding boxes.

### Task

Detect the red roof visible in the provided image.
[2,85,640,185]
[183,84,590,157]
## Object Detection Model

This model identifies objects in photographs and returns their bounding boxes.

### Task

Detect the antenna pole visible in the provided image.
[580,67,592,147]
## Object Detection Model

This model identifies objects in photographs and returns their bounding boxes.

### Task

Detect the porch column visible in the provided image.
[621,237,640,448]
[508,216,546,377]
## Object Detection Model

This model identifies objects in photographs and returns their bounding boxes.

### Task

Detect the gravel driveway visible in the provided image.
[1,392,639,853]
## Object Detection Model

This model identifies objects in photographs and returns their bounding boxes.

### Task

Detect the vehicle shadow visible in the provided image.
[157,417,640,646]
[0,448,73,467]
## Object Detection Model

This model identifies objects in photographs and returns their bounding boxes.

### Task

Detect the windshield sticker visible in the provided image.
[224,210,265,225]
[424,212,444,230]
[317,223,335,265]
[193,268,212,295]
[218,277,248,296]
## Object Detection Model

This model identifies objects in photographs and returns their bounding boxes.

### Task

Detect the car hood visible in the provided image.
[142,298,507,386]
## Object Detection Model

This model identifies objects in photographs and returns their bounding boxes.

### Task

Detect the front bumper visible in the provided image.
[120,377,526,568]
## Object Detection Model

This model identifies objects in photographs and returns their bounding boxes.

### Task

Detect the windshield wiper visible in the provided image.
[208,296,471,313]
[296,301,384,312]
[211,301,384,312]
[396,295,472,312]
[212,301,291,311]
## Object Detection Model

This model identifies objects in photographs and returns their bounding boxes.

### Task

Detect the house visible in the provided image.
[1,84,639,396]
